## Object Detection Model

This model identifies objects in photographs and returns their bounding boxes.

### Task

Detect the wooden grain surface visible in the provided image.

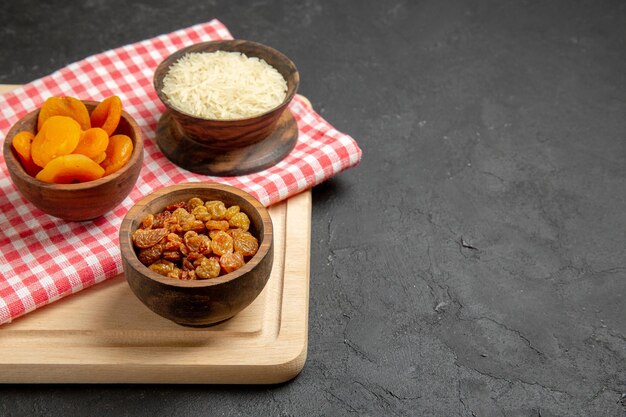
[0,84,312,384]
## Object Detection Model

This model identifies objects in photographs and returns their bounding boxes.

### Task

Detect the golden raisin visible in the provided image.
[220,252,245,273]
[228,212,250,231]
[137,243,164,266]
[187,197,204,210]
[132,228,168,249]
[163,233,183,251]
[132,196,259,280]
[163,251,182,262]
[224,205,240,220]
[191,205,211,222]
[234,232,259,257]
[167,267,183,280]
[205,200,227,219]
[165,201,186,211]
[184,231,207,253]
[205,220,230,231]
[195,257,221,279]
[199,234,212,256]
[149,259,175,276]
[179,270,197,280]
[172,208,204,232]
[211,231,233,256]
[140,214,155,229]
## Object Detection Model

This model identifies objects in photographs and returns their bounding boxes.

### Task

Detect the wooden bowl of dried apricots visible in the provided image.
[119,182,273,327]
[3,96,143,221]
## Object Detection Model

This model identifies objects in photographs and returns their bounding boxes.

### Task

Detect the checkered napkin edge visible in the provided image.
[0,19,362,325]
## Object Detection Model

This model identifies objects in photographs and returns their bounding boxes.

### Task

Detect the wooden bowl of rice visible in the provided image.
[153,40,300,176]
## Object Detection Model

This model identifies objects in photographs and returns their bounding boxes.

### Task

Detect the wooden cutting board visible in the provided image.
[0,85,311,384]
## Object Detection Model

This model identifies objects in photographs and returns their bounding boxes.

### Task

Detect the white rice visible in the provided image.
[161,51,288,120]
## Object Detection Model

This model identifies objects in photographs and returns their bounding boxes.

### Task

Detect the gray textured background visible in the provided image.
[1,0,625,416]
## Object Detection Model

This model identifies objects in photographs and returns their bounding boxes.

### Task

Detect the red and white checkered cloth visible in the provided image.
[0,19,361,325]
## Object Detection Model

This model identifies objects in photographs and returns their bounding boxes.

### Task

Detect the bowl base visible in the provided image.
[156,109,298,176]
[171,316,233,328]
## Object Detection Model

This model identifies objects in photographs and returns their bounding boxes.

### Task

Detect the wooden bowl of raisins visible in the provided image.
[119,182,274,327]
[3,97,144,221]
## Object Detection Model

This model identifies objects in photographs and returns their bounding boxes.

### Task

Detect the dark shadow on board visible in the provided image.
[311,177,346,211]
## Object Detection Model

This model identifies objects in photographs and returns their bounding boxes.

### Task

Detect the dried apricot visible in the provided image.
[100,134,133,176]
[73,127,109,159]
[31,116,81,168]
[37,96,91,131]
[11,131,41,176]
[90,96,122,136]
[35,154,105,184]
[11,131,33,162]
[92,152,107,164]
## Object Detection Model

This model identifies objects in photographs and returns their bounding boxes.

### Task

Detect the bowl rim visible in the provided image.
[153,39,300,123]
[3,100,144,191]
[119,182,274,288]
